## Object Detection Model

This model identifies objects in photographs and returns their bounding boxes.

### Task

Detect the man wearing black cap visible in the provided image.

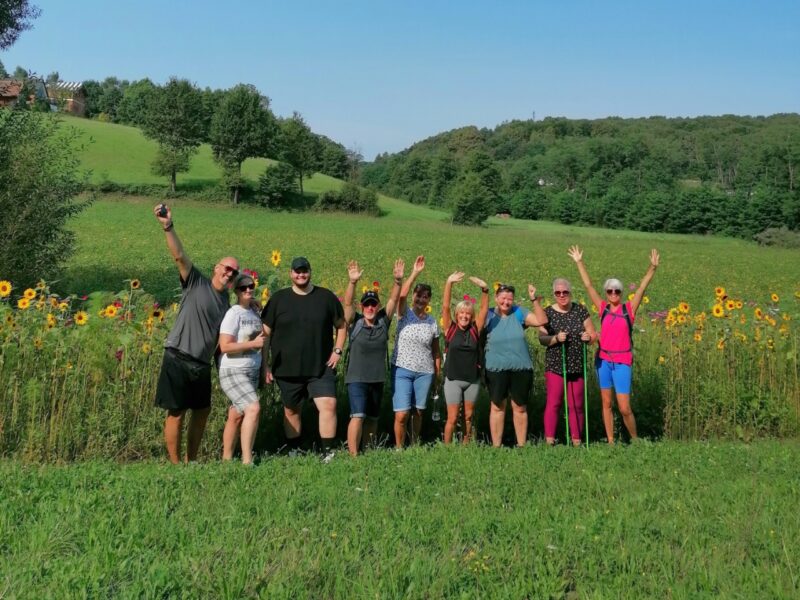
[152,203,238,464]
[261,256,346,456]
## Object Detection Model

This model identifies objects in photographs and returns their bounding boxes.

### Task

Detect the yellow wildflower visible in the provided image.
[33,337,44,350]
[23,288,36,300]
[141,343,152,355]
[715,286,725,298]
[693,332,702,342]
[712,304,724,318]
[104,305,118,318]
[130,279,141,290]
[74,311,88,326]
[716,339,725,350]
[271,250,282,267]
[725,299,735,311]
[17,297,30,310]
[0,280,11,297]
[58,302,68,312]
[678,302,689,314]
[770,293,779,303]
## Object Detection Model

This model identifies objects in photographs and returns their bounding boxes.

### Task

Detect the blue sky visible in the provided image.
[2,0,798,159]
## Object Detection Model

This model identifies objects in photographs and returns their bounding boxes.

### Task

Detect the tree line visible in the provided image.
[361,115,800,239]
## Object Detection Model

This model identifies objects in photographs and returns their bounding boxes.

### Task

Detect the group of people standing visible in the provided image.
[152,204,659,464]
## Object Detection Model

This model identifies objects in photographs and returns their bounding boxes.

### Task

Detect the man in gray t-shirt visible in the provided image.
[153,204,237,464]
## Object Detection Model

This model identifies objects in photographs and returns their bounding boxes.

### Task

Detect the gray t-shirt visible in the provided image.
[164,266,230,364]
[219,304,263,370]
[345,309,391,384]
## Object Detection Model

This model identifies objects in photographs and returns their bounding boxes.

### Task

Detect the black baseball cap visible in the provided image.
[290,256,311,271]
[361,291,380,306]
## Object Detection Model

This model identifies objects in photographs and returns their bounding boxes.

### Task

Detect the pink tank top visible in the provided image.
[597,301,634,365]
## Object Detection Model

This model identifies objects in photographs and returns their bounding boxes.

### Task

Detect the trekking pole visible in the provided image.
[561,342,569,446]
[583,341,589,448]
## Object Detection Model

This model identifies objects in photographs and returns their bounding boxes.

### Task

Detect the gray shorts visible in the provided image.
[219,366,260,414]
[444,377,480,406]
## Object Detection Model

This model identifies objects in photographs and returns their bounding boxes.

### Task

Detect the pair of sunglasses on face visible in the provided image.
[236,284,255,292]
[554,290,571,297]
[218,264,239,278]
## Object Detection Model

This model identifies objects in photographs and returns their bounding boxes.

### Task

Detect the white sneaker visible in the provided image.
[321,450,335,464]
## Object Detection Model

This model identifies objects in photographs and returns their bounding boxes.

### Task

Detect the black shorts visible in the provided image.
[275,367,337,409]
[155,348,212,411]
[485,369,533,406]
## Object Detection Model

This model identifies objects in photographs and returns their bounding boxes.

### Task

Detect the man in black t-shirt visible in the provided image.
[261,257,346,455]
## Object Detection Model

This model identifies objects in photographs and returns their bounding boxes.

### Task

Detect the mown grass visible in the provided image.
[1,441,798,598]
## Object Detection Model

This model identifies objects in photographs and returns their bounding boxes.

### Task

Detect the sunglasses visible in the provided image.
[554,291,571,297]
[497,284,515,294]
[606,289,622,295]
[237,284,255,291]
[362,301,379,308]
[218,264,239,277]
[292,268,310,274]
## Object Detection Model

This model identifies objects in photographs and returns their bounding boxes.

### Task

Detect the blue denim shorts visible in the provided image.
[391,365,434,412]
[347,381,383,419]
[595,358,632,394]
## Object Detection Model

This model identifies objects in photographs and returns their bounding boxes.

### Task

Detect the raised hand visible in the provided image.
[393,258,405,281]
[412,255,425,273]
[154,203,172,226]
[528,284,538,301]
[347,260,363,283]
[649,249,660,268]
[469,276,488,289]
[447,271,465,284]
[567,245,583,263]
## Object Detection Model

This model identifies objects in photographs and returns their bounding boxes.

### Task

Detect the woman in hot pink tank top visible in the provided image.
[568,246,659,444]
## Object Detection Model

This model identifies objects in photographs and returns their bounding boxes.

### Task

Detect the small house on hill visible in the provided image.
[0,79,24,107]
[47,81,86,116]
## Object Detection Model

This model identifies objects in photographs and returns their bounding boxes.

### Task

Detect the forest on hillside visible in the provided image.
[361,115,800,240]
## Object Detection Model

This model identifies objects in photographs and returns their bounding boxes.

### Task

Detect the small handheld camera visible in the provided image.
[157,204,168,218]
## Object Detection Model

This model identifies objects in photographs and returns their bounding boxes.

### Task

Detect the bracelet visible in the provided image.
[394,278,403,284]
[163,221,174,232]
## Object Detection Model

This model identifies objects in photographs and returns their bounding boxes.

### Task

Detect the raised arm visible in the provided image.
[524,284,548,327]
[344,260,362,325]
[568,245,603,311]
[442,271,464,332]
[468,276,490,330]
[398,255,424,317]
[630,249,659,316]
[384,258,405,322]
[154,203,192,282]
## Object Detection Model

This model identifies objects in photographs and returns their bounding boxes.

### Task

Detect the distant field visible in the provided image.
[65,196,799,310]
[2,441,798,598]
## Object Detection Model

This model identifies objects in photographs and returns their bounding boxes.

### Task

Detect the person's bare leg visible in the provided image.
[463,401,475,444]
[164,409,185,464]
[410,408,423,444]
[511,401,528,447]
[240,402,261,464]
[394,411,409,448]
[616,393,637,440]
[347,417,364,456]
[222,406,243,460]
[314,396,337,439]
[284,404,302,439]
[601,389,615,444]
[186,406,211,462]
[489,400,506,448]
[444,403,460,444]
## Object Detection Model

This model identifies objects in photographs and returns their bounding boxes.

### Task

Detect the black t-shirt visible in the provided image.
[543,303,591,374]
[261,286,344,378]
[345,309,391,384]
[445,324,481,382]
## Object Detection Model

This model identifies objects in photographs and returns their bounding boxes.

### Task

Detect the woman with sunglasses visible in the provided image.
[343,258,404,456]
[538,278,597,446]
[483,281,548,447]
[219,272,267,464]
[568,245,659,444]
[441,271,490,444]
[391,255,441,448]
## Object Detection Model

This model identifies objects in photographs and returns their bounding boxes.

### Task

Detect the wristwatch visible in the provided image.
[333,348,343,355]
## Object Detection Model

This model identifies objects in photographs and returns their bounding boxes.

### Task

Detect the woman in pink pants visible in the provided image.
[538,278,596,445]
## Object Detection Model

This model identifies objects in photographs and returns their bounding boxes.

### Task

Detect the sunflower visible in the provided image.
[627,293,635,301]
[49,297,59,308]
[716,339,725,350]
[47,314,57,328]
[782,313,791,322]
[425,305,432,314]
[0,280,11,298]
[271,250,281,267]
[665,314,676,327]
[5,314,14,325]
[261,289,270,302]
[693,332,702,342]
[23,288,36,300]
[735,300,743,310]
[104,305,118,318]
[58,302,68,312]
[35,300,45,311]
[642,296,650,304]
[130,279,141,290]
[170,303,179,313]
[658,356,666,365]
[725,299,735,311]
[33,337,43,350]
[141,343,152,355]
[677,315,687,325]
[678,302,689,314]
[17,297,30,310]
[151,308,164,321]
[75,311,88,326]
[35,279,46,290]
[754,307,763,320]
[711,304,725,318]
[493,281,500,293]
[361,285,369,294]
[715,286,725,298]
[770,293,779,303]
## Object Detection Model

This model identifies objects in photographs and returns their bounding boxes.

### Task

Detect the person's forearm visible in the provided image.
[344,281,356,322]
[334,325,346,351]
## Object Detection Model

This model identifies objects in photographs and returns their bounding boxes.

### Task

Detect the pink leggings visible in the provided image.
[544,372,585,441]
